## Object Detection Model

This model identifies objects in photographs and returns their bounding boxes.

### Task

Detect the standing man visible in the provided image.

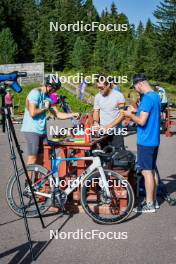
[124,74,161,213]
[93,75,125,149]
[155,83,168,114]
[21,76,79,166]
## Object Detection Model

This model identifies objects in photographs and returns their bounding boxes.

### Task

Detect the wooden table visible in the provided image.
[43,135,135,214]
[43,136,108,202]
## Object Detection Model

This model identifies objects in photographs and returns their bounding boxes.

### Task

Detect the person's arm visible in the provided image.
[124,111,149,126]
[28,101,49,117]
[93,109,100,125]
[93,95,100,126]
[124,95,152,126]
[50,106,79,120]
[27,90,50,117]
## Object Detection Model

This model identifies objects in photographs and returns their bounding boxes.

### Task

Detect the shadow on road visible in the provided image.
[0,217,22,227]
[0,214,73,264]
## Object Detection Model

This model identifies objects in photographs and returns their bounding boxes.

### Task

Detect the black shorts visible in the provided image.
[5,104,13,108]
[161,103,168,113]
[23,132,48,156]
[137,144,159,171]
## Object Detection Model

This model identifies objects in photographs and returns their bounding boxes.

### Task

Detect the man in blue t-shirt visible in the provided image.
[124,73,161,213]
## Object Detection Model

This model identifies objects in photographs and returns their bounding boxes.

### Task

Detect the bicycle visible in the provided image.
[6,141,134,224]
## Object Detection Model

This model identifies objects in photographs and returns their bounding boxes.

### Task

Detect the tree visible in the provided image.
[1,0,38,62]
[0,28,17,64]
[71,36,91,71]
[154,0,176,29]
[154,0,176,82]
[136,21,144,37]
[111,2,118,17]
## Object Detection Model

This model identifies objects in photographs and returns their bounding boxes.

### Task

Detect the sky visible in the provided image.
[93,0,161,26]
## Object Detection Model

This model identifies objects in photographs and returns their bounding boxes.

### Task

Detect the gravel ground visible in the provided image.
[0,124,176,264]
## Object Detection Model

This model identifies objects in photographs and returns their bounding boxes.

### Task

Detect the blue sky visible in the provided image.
[93,0,161,26]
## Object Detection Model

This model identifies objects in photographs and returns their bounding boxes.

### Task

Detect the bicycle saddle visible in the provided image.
[92,146,115,162]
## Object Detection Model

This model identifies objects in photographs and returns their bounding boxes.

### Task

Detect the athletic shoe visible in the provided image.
[142,199,160,209]
[154,200,160,209]
[133,202,156,213]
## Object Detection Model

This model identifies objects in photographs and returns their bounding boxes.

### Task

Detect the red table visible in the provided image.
[43,136,135,213]
[43,136,108,202]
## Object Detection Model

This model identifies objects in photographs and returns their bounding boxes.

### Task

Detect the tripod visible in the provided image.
[0,85,45,260]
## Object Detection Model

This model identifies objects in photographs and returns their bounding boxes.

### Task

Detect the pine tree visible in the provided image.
[111,2,118,17]
[154,0,176,82]
[136,21,144,37]
[1,0,38,62]
[0,28,17,64]
[0,4,6,30]
[33,0,63,71]
[71,36,91,71]
[154,0,176,29]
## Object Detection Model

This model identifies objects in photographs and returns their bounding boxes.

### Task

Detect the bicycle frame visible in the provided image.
[33,155,111,199]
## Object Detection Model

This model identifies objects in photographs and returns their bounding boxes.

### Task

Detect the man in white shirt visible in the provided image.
[93,75,125,149]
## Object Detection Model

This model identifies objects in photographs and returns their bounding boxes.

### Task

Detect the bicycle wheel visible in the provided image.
[81,169,134,224]
[6,164,52,218]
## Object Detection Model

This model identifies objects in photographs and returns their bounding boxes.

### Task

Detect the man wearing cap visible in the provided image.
[21,76,79,166]
[124,73,161,213]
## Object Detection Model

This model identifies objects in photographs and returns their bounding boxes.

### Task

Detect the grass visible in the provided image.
[13,83,41,114]
[12,82,92,115]
[59,70,176,104]
[7,71,176,116]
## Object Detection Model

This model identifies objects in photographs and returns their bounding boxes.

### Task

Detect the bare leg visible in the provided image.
[142,170,155,204]
[153,170,159,201]
[26,155,37,180]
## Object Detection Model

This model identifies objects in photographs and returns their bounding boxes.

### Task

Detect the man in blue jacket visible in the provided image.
[124,74,161,213]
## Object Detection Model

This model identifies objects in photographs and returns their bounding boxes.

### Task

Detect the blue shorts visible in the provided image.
[161,103,168,113]
[137,144,158,171]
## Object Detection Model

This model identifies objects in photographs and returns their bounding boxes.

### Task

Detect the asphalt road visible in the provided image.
[0,124,176,264]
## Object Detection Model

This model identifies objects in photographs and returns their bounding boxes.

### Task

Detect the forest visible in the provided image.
[0,0,175,84]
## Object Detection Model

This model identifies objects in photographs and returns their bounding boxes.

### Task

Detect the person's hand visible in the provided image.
[119,109,125,117]
[44,100,50,110]
[72,112,79,119]
[127,105,137,113]
[124,109,133,117]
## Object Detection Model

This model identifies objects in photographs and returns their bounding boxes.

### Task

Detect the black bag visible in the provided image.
[112,149,136,169]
